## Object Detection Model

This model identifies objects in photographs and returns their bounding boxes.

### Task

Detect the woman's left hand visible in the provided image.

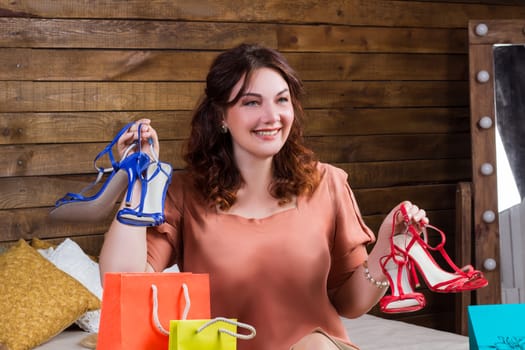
[376,201,429,246]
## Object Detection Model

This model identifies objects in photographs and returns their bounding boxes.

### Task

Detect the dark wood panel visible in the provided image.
[0,184,456,239]
[1,0,525,28]
[0,49,468,81]
[0,18,469,54]
[277,25,467,54]
[0,140,185,177]
[0,107,469,145]
[0,207,113,242]
[0,133,469,177]
[354,183,457,215]
[305,107,469,136]
[0,81,469,112]
[0,111,192,145]
[303,81,469,108]
[0,18,277,50]
[339,158,471,189]
[308,133,470,164]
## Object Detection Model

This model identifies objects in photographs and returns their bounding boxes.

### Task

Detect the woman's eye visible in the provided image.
[242,100,259,106]
[278,97,289,103]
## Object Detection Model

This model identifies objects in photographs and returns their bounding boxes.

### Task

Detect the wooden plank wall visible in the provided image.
[1,0,524,333]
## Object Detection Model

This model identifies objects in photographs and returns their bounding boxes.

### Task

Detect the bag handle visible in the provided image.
[197,317,257,340]
[151,283,256,340]
[151,283,191,335]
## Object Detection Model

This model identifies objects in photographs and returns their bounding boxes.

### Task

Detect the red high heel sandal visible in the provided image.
[379,204,488,313]
[398,221,488,293]
[379,252,426,314]
[379,206,426,314]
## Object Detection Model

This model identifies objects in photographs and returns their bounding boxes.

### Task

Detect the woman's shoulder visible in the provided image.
[317,162,349,184]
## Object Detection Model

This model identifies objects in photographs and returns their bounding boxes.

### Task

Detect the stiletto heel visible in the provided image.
[50,122,139,222]
[397,222,488,293]
[379,206,426,314]
[116,132,173,227]
[379,253,426,314]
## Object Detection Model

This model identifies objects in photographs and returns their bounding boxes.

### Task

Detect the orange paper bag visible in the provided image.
[97,272,210,350]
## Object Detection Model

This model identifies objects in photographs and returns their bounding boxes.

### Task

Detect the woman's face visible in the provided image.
[224,67,294,163]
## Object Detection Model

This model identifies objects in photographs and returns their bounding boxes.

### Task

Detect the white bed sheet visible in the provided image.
[34,314,468,349]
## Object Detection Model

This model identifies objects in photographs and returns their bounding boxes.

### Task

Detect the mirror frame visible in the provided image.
[469,19,525,305]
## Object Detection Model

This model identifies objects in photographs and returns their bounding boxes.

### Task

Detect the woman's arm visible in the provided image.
[98,119,159,282]
[331,201,427,318]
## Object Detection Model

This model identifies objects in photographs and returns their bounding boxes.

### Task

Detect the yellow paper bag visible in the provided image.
[168,317,256,350]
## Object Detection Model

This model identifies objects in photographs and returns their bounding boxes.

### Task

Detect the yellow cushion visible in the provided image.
[30,238,56,250]
[0,240,100,350]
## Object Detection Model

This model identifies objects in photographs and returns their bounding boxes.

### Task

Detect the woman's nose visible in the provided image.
[261,102,280,123]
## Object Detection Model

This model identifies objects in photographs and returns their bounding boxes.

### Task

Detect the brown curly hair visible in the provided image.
[184,43,320,210]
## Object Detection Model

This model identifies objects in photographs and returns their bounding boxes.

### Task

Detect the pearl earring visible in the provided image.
[220,123,228,134]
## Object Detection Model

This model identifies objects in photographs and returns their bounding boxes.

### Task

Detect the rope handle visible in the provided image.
[151,283,256,340]
[197,317,256,340]
[151,283,190,336]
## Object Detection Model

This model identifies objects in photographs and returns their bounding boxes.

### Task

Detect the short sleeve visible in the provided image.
[146,171,185,272]
[324,165,375,290]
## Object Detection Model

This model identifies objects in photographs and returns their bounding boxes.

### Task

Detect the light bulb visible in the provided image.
[480,163,494,175]
[475,23,488,36]
[482,210,496,223]
[478,116,493,129]
[477,70,490,83]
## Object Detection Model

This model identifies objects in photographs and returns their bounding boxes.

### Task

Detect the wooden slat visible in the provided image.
[1,0,525,28]
[0,140,185,177]
[0,81,469,112]
[0,111,192,145]
[303,81,469,108]
[0,185,456,241]
[0,173,456,211]
[0,18,277,50]
[0,108,469,145]
[0,18,468,54]
[469,19,525,44]
[469,41,501,305]
[307,133,470,164]
[339,158,471,189]
[305,108,469,136]
[0,49,468,81]
[0,207,114,242]
[0,133,469,177]
[277,25,467,54]
[455,182,472,335]
[354,183,457,215]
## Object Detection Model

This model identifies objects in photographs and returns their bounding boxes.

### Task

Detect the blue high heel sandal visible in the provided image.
[49,122,149,222]
[116,132,173,227]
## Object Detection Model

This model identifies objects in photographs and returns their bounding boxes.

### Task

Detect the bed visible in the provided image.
[33,314,468,350]
[1,236,470,350]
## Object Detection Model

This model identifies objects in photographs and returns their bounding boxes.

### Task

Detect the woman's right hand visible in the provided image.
[117,119,160,160]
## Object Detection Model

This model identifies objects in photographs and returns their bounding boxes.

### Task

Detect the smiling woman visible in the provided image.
[97,43,433,350]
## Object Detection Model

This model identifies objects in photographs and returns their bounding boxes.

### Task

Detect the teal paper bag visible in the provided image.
[468,303,525,350]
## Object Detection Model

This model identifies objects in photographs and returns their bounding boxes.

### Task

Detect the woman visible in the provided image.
[99,43,428,350]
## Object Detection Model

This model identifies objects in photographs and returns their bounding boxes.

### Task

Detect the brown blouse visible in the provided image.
[147,162,375,350]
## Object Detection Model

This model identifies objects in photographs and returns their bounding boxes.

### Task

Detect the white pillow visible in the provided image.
[37,239,180,333]
[38,239,102,333]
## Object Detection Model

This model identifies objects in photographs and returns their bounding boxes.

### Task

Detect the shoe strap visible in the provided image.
[92,122,136,173]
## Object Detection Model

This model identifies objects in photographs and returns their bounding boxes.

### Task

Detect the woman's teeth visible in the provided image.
[254,130,278,136]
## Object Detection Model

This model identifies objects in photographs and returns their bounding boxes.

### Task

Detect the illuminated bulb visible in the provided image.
[482,210,496,223]
[475,23,488,36]
[480,163,494,175]
[483,258,496,271]
[478,116,493,129]
[477,70,490,83]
